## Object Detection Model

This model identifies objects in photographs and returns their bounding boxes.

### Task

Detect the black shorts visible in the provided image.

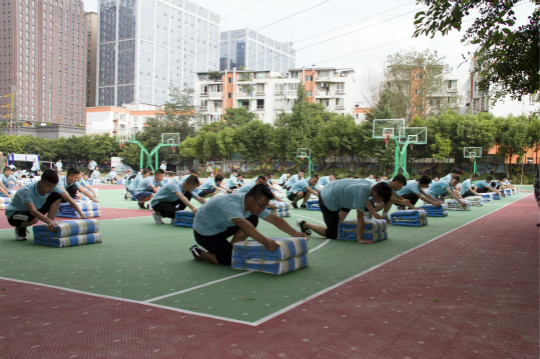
[7,192,62,227]
[319,197,350,239]
[193,215,259,265]
[198,188,216,197]
[152,192,193,218]
[287,191,299,201]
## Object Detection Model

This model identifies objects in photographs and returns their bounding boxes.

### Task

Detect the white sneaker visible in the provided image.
[152,211,164,224]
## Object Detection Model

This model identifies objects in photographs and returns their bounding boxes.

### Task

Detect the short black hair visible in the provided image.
[451,175,460,183]
[418,175,432,186]
[3,166,11,173]
[247,183,274,201]
[41,169,59,185]
[485,176,493,182]
[155,169,165,175]
[142,168,151,175]
[451,168,462,175]
[256,175,266,182]
[215,174,224,182]
[67,168,80,176]
[185,175,200,186]
[392,174,407,185]
[309,174,319,180]
[372,181,392,203]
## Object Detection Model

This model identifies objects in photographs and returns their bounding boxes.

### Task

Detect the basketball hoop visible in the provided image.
[469,155,475,163]
[119,140,125,148]
[171,146,176,153]
[300,156,304,161]
[384,134,391,148]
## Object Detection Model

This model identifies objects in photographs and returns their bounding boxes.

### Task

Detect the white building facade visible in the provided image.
[195,67,357,125]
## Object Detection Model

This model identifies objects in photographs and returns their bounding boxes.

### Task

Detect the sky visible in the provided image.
[82,0,536,107]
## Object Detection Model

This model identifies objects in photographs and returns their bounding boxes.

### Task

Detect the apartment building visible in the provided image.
[86,103,163,138]
[220,28,295,74]
[195,67,357,125]
[97,0,220,108]
[85,11,98,107]
[0,0,86,127]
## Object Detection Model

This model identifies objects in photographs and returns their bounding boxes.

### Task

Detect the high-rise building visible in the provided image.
[0,0,86,128]
[220,28,295,73]
[85,11,98,108]
[97,0,220,107]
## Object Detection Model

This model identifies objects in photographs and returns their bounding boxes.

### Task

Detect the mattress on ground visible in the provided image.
[232,254,308,275]
[34,232,102,248]
[57,202,99,218]
[390,209,427,220]
[232,237,308,262]
[447,199,471,211]
[33,219,99,239]
[269,209,290,218]
[306,199,320,210]
[420,203,449,217]
[0,203,8,209]
[512,188,519,194]
[268,201,290,211]
[391,217,428,227]
[492,192,500,200]
[479,193,494,203]
[464,195,483,206]
[503,188,512,196]
[337,219,387,242]
[173,210,194,227]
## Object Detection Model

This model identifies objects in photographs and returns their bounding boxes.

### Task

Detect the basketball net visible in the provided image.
[119,141,125,148]
[300,156,304,161]
[469,155,475,163]
[171,146,176,153]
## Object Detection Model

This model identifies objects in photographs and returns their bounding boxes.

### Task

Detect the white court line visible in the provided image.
[250,194,532,325]
[143,213,328,303]
[0,195,530,326]
[0,276,255,326]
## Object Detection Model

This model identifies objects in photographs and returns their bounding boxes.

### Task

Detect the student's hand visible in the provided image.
[93,199,99,204]
[460,200,468,207]
[264,239,280,252]
[372,212,383,220]
[47,221,57,232]
[434,202,442,208]
[80,215,89,220]
[292,231,308,240]
[191,208,198,215]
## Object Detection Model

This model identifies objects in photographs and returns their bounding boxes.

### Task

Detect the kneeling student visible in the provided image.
[5,170,88,241]
[189,184,307,265]
[296,179,392,244]
[150,175,206,224]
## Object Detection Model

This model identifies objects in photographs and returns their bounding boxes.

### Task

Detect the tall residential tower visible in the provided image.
[97,0,220,107]
[0,0,86,127]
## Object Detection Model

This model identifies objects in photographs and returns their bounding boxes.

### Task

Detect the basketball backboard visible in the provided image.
[161,133,180,146]
[398,127,428,145]
[296,148,311,158]
[463,147,482,158]
[372,119,406,139]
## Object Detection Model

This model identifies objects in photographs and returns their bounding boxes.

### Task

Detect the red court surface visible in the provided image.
[0,195,538,359]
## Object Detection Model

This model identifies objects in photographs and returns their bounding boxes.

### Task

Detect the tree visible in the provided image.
[382,49,453,121]
[223,107,257,128]
[366,88,396,122]
[413,0,540,100]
